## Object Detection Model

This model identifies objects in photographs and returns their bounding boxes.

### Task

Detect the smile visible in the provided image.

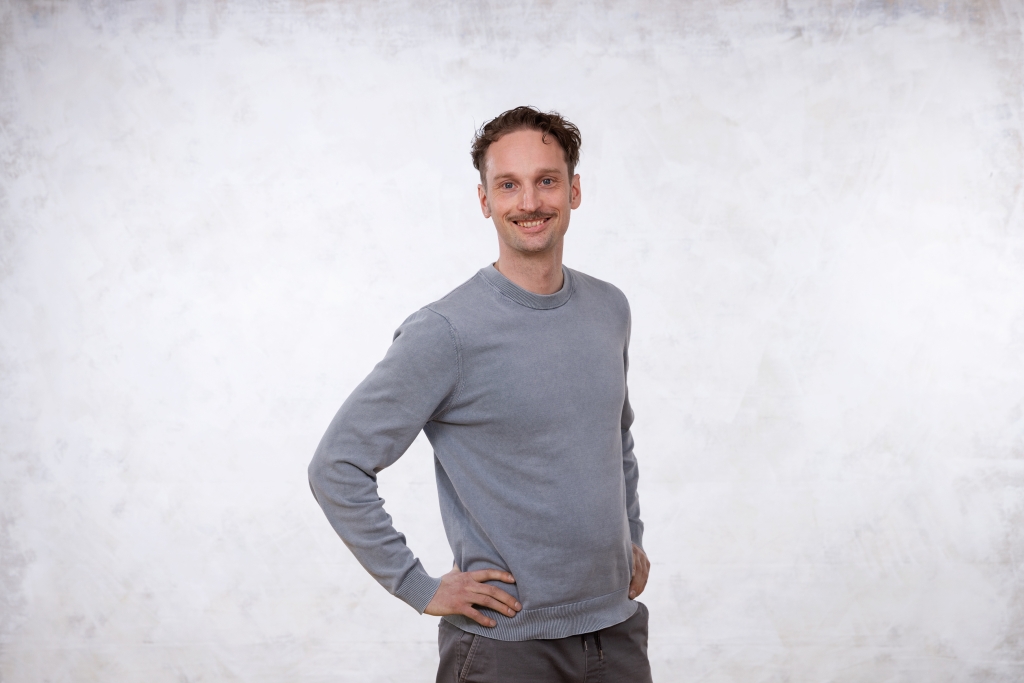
[512,216,553,230]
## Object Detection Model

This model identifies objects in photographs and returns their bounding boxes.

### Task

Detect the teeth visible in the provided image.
[518,219,545,228]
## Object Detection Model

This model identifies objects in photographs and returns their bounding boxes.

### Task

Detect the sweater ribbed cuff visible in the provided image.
[629,520,644,550]
[394,567,443,614]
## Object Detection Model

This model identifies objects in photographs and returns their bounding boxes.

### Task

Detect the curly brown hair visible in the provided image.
[471,106,582,183]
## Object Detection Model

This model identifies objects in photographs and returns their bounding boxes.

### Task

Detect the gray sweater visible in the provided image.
[308,265,643,641]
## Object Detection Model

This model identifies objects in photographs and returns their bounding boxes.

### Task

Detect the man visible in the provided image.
[308,106,652,682]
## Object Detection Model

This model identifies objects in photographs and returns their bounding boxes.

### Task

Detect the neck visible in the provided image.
[494,243,564,295]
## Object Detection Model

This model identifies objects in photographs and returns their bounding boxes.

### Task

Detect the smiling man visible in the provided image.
[308,106,652,682]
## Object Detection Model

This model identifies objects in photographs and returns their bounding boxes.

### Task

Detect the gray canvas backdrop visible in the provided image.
[1,0,1023,681]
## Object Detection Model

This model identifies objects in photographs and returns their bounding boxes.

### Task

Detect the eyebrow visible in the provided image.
[492,168,566,182]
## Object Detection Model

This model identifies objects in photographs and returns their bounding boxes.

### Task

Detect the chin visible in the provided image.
[512,236,558,253]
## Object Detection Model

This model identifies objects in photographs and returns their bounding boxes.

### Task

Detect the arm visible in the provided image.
[307,308,458,612]
[622,395,644,550]
[621,309,650,599]
[308,308,522,624]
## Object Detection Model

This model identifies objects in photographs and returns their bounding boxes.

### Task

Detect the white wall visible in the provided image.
[2,1,1023,681]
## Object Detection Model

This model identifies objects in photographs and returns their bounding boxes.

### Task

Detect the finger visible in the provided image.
[464,606,497,628]
[631,561,650,597]
[468,569,516,584]
[470,584,522,611]
[472,594,520,618]
[629,570,648,598]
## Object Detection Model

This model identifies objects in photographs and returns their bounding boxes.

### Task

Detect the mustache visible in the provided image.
[508,212,556,223]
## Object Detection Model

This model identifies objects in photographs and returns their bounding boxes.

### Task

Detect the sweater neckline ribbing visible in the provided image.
[479,264,574,310]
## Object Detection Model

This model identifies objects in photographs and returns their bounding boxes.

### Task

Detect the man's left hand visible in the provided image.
[629,543,650,599]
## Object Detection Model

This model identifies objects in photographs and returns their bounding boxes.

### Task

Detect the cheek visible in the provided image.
[493,197,516,215]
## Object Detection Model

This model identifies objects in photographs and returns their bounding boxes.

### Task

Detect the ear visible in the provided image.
[478,184,492,218]
[570,173,581,210]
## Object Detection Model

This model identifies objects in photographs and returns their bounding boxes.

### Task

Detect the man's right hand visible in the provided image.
[424,564,522,627]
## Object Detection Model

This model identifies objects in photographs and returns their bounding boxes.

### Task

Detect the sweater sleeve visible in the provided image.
[621,308,644,550]
[308,307,460,613]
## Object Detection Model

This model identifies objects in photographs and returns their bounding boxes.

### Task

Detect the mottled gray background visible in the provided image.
[2,0,1023,681]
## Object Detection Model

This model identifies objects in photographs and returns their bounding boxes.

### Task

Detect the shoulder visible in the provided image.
[393,306,455,347]
[391,269,492,341]
[566,267,631,316]
[422,269,495,321]
[386,306,461,376]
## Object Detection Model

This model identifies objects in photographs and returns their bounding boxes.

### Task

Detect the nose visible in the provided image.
[519,184,540,213]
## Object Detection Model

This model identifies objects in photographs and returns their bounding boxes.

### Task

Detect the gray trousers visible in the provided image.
[436,602,653,683]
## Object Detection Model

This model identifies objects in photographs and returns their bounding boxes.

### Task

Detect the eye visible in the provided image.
[502,182,514,190]
[541,178,553,185]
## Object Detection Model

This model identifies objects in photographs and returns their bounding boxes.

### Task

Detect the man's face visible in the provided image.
[478,128,581,257]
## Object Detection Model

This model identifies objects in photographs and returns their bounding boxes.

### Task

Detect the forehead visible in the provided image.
[484,128,568,181]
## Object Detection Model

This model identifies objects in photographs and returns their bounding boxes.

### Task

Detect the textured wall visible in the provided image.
[2,1,1023,681]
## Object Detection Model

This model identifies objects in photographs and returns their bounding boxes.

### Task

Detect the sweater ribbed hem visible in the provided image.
[442,587,637,641]
[478,265,575,310]
[394,568,443,614]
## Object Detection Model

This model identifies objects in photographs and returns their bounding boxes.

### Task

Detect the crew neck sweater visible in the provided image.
[308,265,644,641]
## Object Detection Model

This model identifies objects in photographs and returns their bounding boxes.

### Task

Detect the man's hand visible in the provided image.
[425,564,522,628]
[629,543,650,599]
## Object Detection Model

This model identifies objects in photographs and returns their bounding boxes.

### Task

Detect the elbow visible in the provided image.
[307,448,331,502]
[307,445,373,504]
